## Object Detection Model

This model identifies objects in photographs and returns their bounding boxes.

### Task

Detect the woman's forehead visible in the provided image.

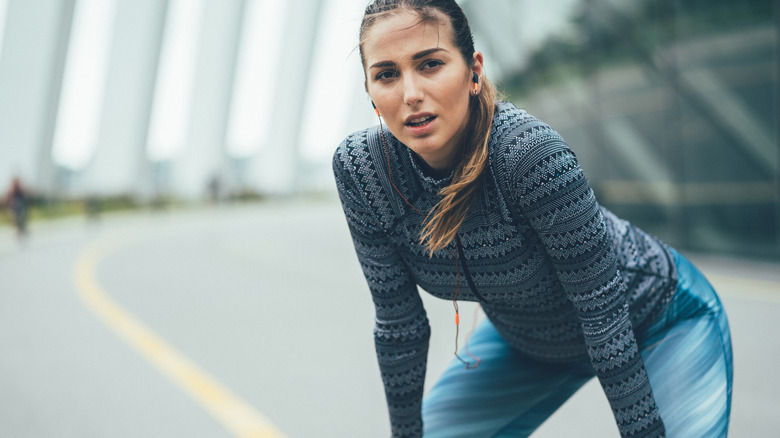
[362,10,455,64]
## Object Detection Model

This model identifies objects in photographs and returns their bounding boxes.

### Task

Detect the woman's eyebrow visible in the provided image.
[369,60,396,69]
[411,47,446,60]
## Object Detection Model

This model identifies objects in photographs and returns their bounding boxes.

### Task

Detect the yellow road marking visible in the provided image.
[74,238,286,438]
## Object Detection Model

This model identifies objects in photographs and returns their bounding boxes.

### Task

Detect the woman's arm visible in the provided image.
[333,143,430,438]
[507,123,665,438]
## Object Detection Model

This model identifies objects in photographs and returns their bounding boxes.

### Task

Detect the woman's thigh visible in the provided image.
[422,320,594,438]
[640,250,733,437]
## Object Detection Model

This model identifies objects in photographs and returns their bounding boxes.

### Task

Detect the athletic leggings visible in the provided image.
[422,249,733,437]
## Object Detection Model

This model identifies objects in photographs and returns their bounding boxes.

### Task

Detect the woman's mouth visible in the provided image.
[404,113,437,136]
[406,115,436,127]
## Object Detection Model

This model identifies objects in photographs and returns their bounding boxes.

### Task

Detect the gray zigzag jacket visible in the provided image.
[333,102,676,437]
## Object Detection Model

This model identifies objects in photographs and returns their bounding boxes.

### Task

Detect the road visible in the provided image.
[1,199,778,437]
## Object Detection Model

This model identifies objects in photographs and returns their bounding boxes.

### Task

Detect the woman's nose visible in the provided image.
[402,75,424,106]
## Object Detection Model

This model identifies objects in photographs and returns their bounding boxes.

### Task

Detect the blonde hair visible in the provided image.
[359,0,500,255]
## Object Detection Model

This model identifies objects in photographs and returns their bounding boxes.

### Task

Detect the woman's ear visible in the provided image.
[471,51,484,78]
[470,52,485,95]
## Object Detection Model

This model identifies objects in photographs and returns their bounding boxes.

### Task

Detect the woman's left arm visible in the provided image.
[509,124,665,438]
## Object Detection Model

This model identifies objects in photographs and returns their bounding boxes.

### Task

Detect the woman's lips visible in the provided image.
[405,115,437,136]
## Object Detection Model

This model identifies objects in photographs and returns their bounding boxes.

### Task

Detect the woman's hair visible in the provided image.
[359,0,499,255]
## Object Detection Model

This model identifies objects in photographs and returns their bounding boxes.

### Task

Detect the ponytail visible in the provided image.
[420,77,498,255]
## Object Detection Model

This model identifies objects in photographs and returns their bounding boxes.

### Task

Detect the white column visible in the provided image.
[245,0,325,195]
[0,0,75,195]
[168,0,246,200]
[78,0,168,198]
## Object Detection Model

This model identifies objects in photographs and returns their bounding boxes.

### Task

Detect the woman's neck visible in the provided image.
[409,148,453,179]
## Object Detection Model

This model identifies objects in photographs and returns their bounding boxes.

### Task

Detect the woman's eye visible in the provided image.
[374,70,397,81]
[421,59,443,70]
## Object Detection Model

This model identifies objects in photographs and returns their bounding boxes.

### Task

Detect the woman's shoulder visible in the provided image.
[332,124,397,198]
[489,102,572,166]
[334,125,380,156]
[490,102,560,147]
[332,125,384,173]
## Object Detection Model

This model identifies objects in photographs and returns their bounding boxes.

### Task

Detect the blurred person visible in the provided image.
[84,195,101,221]
[207,174,221,204]
[4,176,30,238]
[332,1,733,437]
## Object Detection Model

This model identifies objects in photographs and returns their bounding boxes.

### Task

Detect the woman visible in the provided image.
[332,1,732,437]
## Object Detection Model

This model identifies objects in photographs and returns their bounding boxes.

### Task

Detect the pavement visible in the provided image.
[1,198,778,437]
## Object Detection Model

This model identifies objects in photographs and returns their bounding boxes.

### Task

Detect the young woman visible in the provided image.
[332,1,733,437]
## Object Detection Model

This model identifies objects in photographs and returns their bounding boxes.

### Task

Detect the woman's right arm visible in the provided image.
[333,144,431,438]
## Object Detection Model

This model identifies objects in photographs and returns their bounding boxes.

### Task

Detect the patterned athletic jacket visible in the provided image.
[333,102,676,438]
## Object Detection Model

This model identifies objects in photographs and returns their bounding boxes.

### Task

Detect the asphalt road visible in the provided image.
[1,199,778,437]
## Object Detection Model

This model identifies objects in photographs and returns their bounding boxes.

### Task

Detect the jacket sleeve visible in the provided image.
[508,125,665,438]
[333,144,430,438]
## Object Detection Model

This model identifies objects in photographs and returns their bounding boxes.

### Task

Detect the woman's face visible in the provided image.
[362,10,483,171]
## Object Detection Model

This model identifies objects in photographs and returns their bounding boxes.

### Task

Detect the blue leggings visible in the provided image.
[422,250,733,437]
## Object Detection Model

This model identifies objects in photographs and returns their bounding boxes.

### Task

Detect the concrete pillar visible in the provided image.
[78,0,168,198]
[169,0,246,200]
[245,0,325,195]
[0,0,75,195]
